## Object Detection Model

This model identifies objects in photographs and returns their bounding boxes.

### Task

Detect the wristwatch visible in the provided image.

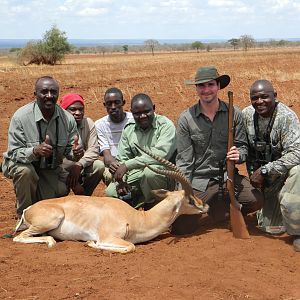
[260,166,268,177]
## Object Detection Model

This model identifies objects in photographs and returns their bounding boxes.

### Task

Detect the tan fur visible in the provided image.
[13,191,208,253]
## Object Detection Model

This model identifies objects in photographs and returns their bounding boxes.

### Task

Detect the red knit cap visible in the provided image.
[60,93,84,109]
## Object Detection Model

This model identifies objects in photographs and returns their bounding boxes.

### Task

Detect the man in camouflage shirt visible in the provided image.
[243,79,300,252]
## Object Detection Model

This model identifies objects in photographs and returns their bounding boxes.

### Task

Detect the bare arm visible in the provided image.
[102,149,117,167]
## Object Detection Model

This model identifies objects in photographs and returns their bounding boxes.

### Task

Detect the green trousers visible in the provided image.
[105,165,175,205]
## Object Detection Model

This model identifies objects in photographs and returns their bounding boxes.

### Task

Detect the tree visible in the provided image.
[122,45,129,54]
[206,44,212,52]
[17,41,46,65]
[191,41,205,53]
[144,39,159,56]
[239,34,255,51]
[18,25,71,65]
[228,38,240,51]
[97,46,107,56]
[42,25,71,64]
[277,39,287,47]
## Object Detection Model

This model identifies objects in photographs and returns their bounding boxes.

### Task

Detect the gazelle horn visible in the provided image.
[134,143,194,196]
[146,164,194,196]
[134,143,182,173]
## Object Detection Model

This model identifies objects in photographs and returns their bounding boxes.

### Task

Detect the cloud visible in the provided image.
[207,0,253,14]
[208,0,237,7]
[265,0,300,12]
[0,0,299,39]
[77,7,108,16]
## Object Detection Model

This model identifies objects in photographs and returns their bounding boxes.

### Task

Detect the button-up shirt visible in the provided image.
[3,101,79,166]
[116,114,176,171]
[176,100,248,191]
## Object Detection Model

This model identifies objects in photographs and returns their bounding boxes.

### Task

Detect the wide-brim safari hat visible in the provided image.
[185,65,230,89]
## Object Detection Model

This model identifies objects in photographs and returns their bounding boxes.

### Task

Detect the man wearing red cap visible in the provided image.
[2,76,83,220]
[60,93,103,195]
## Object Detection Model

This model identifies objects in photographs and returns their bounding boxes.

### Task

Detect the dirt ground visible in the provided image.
[0,49,300,299]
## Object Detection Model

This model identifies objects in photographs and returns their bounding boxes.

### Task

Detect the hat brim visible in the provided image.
[185,74,230,89]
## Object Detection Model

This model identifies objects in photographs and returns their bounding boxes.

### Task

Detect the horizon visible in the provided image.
[1,37,299,49]
[0,38,300,49]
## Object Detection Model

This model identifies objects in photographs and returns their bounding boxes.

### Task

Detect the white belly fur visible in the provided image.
[49,219,98,242]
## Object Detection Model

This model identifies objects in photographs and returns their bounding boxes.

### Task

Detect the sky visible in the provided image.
[0,0,299,40]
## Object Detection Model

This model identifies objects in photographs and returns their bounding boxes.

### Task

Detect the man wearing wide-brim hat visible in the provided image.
[172,65,263,234]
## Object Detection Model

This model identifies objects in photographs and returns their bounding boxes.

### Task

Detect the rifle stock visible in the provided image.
[227,91,250,239]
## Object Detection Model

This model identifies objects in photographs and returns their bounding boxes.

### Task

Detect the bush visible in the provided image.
[18,25,71,65]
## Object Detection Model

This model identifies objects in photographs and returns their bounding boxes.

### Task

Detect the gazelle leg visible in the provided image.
[13,227,57,247]
[86,237,136,253]
[13,205,65,248]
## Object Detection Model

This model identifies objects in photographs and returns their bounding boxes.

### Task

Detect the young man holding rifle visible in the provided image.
[174,66,263,234]
[243,79,300,251]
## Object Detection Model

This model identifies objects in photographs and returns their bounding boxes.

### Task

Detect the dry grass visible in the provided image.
[0,47,300,124]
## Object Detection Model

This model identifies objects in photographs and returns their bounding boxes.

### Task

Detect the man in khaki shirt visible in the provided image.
[60,93,103,195]
[2,76,83,218]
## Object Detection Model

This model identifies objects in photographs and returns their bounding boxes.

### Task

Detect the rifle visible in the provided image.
[227,91,250,239]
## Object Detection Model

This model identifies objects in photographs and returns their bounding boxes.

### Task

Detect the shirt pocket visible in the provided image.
[191,132,210,154]
[218,129,228,144]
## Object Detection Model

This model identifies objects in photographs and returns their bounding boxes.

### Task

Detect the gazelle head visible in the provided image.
[134,144,209,214]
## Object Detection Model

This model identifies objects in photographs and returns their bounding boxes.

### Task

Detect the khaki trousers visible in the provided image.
[62,159,104,196]
[3,160,68,217]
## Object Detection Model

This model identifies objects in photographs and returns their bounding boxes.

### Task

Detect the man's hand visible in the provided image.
[116,181,131,196]
[226,146,240,162]
[250,168,265,189]
[102,149,116,167]
[72,135,84,161]
[33,135,53,158]
[113,163,128,181]
[67,163,83,189]
[109,161,120,175]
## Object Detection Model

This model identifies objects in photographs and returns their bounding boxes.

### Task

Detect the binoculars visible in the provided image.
[39,148,58,170]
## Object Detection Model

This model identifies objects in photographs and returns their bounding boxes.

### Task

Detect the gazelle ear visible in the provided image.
[151,189,169,199]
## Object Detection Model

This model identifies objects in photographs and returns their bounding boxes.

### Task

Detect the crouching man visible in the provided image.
[2,76,83,219]
[243,79,300,252]
[60,93,103,195]
[106,93,177,209]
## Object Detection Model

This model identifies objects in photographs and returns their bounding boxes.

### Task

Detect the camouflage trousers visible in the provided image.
[257,165,300,235]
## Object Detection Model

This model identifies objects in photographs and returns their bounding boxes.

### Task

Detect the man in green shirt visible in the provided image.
[2,76,83,219]
[106,93,176,209]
